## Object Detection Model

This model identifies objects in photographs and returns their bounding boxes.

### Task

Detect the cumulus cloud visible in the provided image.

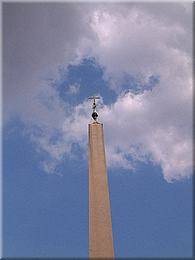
[77,2,192,182]
[87,4,191,86]
[3,3,192,182]
[100,92,192,182]
[67,83,80,95]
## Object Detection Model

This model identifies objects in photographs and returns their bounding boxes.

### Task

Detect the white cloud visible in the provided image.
[67,83,80,95]
[83,3,192,182]
[100,91,192,182]
[4,3,192,182]
[87,4,191,85]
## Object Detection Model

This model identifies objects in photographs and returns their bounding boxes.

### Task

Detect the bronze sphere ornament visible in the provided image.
[88,96,100,122]
[92,111,98,121]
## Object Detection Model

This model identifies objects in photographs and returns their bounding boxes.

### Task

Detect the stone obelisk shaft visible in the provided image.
[89,122,114,258]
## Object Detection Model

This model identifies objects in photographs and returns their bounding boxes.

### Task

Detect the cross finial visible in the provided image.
[88,96,100,121]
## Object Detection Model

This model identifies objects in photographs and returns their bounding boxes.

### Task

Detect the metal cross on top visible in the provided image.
[88,96,100,121]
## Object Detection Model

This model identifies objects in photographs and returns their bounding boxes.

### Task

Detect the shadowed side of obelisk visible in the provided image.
[89,122,114,259]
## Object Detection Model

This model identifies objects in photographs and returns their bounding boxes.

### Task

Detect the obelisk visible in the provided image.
[88,96,114,259]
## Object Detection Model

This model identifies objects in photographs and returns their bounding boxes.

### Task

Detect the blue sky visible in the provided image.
[3,2,193,258]
[3,118,193,257]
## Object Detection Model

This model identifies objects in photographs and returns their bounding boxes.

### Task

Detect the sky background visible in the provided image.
[3,2,193,258]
